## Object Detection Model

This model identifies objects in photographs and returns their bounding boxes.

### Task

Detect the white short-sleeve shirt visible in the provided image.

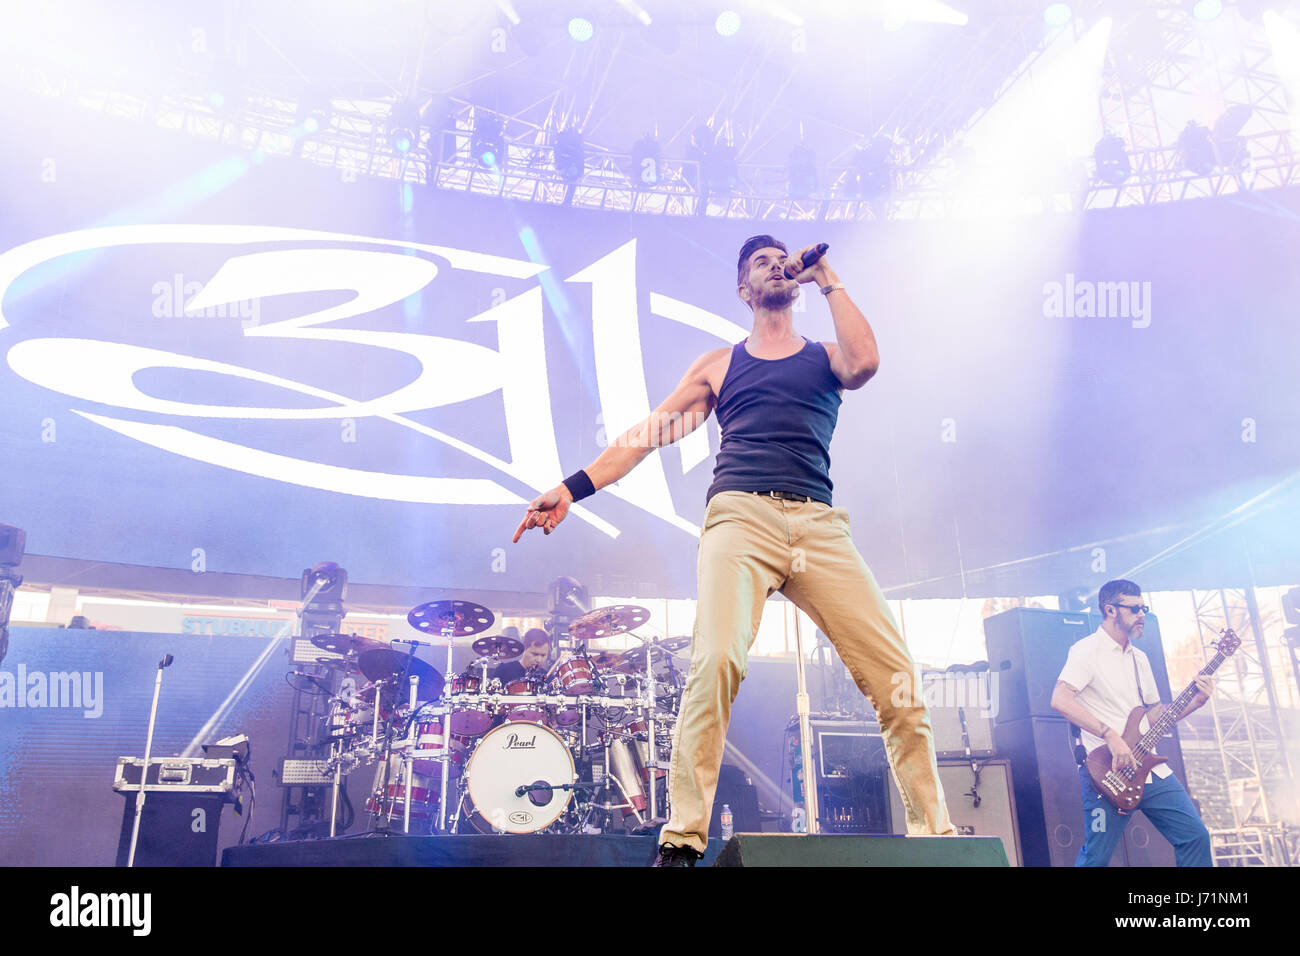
[1057,627,1171,779]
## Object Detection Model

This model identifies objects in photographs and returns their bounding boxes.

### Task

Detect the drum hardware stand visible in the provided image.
[371,649,421,834]
[127,653,174,867]
[435,621,459,833]
[329,699,345,838]
[792,611,821,834]
[643,657,660,822]
[599,735,646,828]
[402,674,419,835]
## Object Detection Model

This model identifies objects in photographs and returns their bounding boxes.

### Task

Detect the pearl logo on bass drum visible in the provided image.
[503,732,537,750]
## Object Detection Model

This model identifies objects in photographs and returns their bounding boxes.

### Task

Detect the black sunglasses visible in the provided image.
[1110,602,1150,615]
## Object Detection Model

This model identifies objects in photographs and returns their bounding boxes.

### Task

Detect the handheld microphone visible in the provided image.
[783,242,829,278]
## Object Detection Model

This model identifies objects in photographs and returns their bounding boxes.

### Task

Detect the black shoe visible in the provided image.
[652,842,703,867]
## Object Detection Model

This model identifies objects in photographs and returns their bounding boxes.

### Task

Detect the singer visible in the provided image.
[513,235,954,864]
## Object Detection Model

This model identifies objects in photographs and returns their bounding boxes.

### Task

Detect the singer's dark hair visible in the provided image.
[736,234,787,289]
[1098,579,1141,619]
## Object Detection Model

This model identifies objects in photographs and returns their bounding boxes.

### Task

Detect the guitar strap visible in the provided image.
[1132,652,1148,707]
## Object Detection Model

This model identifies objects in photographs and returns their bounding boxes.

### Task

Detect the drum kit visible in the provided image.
[313,601,690,837]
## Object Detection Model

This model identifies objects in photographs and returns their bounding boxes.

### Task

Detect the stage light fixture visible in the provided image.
[554,127,586,183]
[850,136,896,198]
[1176,120,1216,175]
[569,17,594,42]
[473,113,506,168]
[1043,3,1072,28]
[387,98,422,154]
[631,134,661,186]
[1192,0,1223,21]
[716,10,742,36]
[1092,132,1131,185]
[787,143,818,198]
[1213,103,1252,170]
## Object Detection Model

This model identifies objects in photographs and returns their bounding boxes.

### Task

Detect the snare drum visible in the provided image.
[461,722,576,833]
[504,677,548,723]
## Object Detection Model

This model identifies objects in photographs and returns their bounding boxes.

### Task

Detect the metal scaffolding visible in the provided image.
[1187,588,1296,849]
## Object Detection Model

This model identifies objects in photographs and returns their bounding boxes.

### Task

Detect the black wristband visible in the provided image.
[561,469,596,502]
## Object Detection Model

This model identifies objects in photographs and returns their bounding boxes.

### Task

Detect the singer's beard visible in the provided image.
[755,282,799,311]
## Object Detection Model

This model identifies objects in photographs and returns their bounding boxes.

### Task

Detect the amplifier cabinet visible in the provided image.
[923,671,997,758]
[890,759,1023,866]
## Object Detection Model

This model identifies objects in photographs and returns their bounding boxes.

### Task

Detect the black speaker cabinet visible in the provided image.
[995,717,1089,866]
[890,759,1023,866]
[984,608,1094,723]
[115,793,226,867]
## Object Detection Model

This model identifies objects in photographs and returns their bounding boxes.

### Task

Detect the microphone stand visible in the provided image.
[792,613,820,835]
[127,653,174,867]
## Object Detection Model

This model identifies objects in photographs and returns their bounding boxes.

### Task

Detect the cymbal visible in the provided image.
[587,650,624,670]
[407,600,496,638]
[471,634,523,660]
[612,637,691,674]
[567,604,650,642]
[311,632,385,657]
[357,648,444,701]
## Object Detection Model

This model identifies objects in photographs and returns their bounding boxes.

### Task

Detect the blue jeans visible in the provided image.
[1075,766,1212,867]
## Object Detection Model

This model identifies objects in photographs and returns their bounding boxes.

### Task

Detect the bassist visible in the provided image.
[1050,579,1213,867]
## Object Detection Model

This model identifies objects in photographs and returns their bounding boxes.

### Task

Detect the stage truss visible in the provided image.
[2,2,1298,220]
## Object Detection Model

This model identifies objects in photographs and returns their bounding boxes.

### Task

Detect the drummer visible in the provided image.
[492,628,552,685]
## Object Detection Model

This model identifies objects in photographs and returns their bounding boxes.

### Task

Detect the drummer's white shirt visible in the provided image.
[1057,627,1172,781]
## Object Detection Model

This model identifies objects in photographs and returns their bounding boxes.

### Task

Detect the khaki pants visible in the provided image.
[660,491,953,852]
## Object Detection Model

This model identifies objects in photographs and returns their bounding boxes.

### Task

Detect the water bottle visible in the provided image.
[720,804,734,840]
[791,804,806,833]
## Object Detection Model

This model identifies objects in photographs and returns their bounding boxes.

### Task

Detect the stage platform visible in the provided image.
[221,833,1008,867]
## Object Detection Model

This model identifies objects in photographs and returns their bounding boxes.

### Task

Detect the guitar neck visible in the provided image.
[1134,648,1229,753]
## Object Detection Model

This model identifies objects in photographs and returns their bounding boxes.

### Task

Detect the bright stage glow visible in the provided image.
[495,0,521,26]
[958,15,1112,205]
[1192,0,1223,21]
[614,0,653,27]
[1043,3,1072,28]
[1263,11,1300,141]
[568,17,594,42]
[863,0,968,27]
[716,10,741,36]
[755,1,804,27]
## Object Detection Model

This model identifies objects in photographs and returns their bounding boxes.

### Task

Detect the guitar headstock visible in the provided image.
[1217,628,1242,656]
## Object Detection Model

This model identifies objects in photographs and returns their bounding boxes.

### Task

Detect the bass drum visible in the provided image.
[462,721,576,834]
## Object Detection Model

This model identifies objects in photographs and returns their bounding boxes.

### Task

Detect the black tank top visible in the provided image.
[705,337,843,506]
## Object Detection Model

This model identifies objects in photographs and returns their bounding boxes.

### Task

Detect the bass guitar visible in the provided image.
[1087,628,1240,813]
